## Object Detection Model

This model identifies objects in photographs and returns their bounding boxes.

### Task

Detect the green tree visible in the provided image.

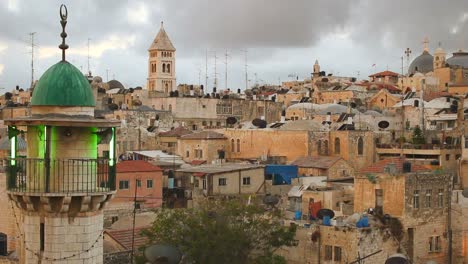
[140,199,297,264]
[412,125,425,144]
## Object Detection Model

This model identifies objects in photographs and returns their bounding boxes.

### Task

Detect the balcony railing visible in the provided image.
[376,143,459,150]
[6,158,116,194]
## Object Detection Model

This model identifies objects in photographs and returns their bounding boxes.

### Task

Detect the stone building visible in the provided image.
[175,163,265,206]
[355,158,450,264]
[144,96,283,129]
[290,156,354,180]
[157,126,192,154]
[177,131,227,164]
[147,22,176,97]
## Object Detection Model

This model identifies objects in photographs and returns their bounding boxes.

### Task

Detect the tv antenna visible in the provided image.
[87,38,91,76]
[213,51,218,89]
[205,48,208,90]
[241,49,248,90]
[224,49,231,90]
[29,32,36,88]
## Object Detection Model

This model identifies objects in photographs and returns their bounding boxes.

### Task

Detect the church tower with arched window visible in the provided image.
[147,22,176,96]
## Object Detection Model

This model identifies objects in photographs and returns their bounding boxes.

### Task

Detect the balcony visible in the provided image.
[6,158,115,194]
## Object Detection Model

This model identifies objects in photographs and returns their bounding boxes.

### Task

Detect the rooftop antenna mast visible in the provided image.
[242,49,248,90]
[29,32,36,88]
[213,51,218,89]
[224,49,230,90]
[205,49,208,91]
[87,37,91,76]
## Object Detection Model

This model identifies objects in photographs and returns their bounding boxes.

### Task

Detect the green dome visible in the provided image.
[31,61,95,106]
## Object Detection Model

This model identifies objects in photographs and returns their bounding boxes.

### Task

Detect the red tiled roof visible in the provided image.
[290,156,342,169]
[105,227,149,250]
[369,70,400,77]
[159,126,193,137]
[191,160,207,166]
[193,172,206,177]
[360,157,431,174]
[117,160,162,173]
[180,131,226,140]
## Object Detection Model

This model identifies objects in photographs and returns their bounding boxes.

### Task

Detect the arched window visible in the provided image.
[167,64,171,73]
[165,83,169,93]
[323,140,329,155]
[162,63,166,73]
[358,137,364,155]
[236,139,241,153]
[334,137,340,154]
[317,141,322,156]
[231,139,235,152]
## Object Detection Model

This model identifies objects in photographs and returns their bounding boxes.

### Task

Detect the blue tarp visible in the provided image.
[265,165,298,185]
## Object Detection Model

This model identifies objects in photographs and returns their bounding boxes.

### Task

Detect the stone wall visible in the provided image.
[0,173,18,253]
[22,212,104,264]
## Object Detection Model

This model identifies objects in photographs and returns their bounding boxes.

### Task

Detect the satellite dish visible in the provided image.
[462,189,468,198]
[385,254,408,264]
[144,244,183,264]
[252,118,263,127]
[378,120,390,129]
[226,117,237,125]
[316,209,335,220]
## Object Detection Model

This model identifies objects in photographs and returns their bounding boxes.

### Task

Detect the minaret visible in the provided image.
[147,22,176,97]
[313,60,320,78]
[6,5,119,263]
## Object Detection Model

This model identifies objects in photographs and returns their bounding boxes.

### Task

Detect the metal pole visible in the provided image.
[448,173,453,264]
[131,178,138,263]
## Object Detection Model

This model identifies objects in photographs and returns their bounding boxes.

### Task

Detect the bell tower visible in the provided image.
[6,5,120,263]
[147,22,176,97]
[433,43,446,70]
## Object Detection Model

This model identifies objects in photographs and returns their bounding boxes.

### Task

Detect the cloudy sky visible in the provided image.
[0,0,467,91]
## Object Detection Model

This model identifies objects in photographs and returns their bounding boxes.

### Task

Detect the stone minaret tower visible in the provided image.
[433,45,446,70]
[313,59,320,78]
[6,5,119,263]
[147,22,176,97]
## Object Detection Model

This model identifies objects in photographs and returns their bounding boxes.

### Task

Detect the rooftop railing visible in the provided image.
[6,157,115,194]
[376,143,460,150]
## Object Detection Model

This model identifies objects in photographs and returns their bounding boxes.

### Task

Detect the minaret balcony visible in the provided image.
[5,157,116,194]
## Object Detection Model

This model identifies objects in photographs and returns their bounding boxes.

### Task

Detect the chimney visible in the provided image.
[326,112,331,122]
[281,109,286,122]
[347,116,353,125]
[237,88,241,94]
[253,94,257,100]
[190,89,194,96]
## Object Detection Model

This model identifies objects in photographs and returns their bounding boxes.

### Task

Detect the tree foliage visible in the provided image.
[412,126,425,144]
[140,199,297,264]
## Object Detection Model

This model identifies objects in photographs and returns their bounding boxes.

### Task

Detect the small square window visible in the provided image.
[147,179,153,188]
[242,177,251,185]
[218,178,227,186]
[119,180,129,190]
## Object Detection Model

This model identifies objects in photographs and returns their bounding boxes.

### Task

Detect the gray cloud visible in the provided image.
[0,0,467,91]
